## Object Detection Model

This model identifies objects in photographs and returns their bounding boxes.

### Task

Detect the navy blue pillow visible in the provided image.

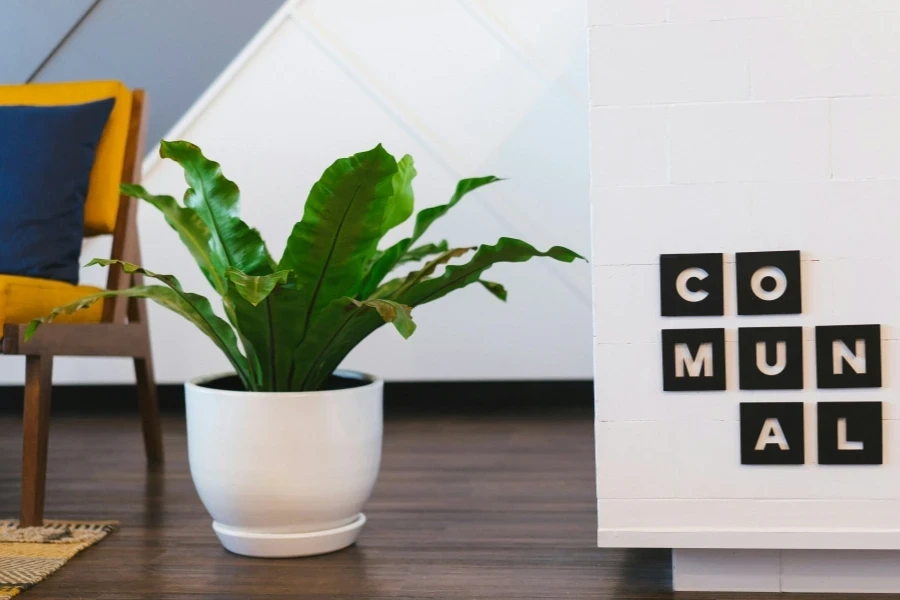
[0,98,115,284]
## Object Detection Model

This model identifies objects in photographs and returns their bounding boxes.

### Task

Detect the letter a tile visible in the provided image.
[740,402,805,465]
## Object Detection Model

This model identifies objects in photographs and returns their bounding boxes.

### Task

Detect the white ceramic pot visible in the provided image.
[184,370,383,558]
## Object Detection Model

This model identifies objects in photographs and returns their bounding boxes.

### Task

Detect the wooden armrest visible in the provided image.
[1,323,150,357]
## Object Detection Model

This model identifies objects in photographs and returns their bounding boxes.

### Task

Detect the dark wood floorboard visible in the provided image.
[0,413,892,599]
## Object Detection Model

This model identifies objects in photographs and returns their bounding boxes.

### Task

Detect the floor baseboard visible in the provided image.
[0,380,592,416]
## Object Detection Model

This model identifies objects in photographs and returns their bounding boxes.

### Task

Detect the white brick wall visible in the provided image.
[590,1,900,549]
[668,0,900,22]
[832,98,900,179]
[590,20,749,105]
[588,0,666,25]
[590,106,668,185]
[749,15,900,99]
[589,4,900,186]
[669,100,830,182]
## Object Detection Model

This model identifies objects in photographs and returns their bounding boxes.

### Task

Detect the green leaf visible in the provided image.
[397,240,449,265]
[278,144,399,342]
[222,267,297,390]
[85,258,182,287]
[121,183,227,294]
[358,176,501,298]
[363,244,466,300]
[382,154,416,233]
[411,176,501,243]
[159,140,272,275]
[393,247,474,297]
[350,298,416,339]
[289,296,412,391]
[368,275,406,300]
[359,240,451,299]
[226,284,305,391]
[226,267,291,306]
[83,260,252,385]
[288,297,372,391]
[394,237,584,307]
[359,240,407,299]
[28,265,254,390]
[26,294,100,341]
[479,279,507,301]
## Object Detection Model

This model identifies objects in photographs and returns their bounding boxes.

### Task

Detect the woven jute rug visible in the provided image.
[0,520,117,599]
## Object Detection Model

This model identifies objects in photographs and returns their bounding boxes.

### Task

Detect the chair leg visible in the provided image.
[135,351,164,464]
[21,354,53,527]
[128,287,164,465]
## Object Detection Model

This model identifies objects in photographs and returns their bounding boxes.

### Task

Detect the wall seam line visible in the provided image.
[26,0,102,83]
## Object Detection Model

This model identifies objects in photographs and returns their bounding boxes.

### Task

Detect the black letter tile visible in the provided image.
[736,250,802,316]
[660,253,724,317]
[817,402,883,465]
[740,402,805,465]
[815,325,882,389]
[662,328,726,392]
[738,327,804,390]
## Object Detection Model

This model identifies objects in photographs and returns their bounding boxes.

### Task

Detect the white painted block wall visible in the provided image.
[0,0,592,385]
[590,0,900,551]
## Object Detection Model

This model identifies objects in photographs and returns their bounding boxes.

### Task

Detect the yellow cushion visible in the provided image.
[0,81,133,236]
[0,274,104,325]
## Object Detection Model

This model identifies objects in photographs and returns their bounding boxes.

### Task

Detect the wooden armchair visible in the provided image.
[0,81,163,526]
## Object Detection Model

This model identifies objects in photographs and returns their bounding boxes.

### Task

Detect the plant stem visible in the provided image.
[265,296,277,391]
[296,305,365,391]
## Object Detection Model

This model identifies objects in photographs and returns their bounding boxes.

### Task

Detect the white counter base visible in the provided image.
[673,549,900,593]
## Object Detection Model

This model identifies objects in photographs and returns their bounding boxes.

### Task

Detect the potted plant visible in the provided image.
[28,142,582,557]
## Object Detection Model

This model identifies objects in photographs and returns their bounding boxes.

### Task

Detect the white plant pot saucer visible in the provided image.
[213,513,367,558]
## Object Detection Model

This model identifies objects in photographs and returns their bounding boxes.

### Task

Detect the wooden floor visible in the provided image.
[0,412,883,599]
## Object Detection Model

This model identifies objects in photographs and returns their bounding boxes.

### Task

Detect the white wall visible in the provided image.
[0,0,591,385]
[591,1,900,548]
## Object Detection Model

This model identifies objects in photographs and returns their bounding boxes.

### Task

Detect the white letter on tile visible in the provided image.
[755,418,790,451]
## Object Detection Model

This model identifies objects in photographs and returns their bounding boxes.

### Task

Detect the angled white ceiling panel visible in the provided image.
[292,0,544,174]
[463,0,589,102]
